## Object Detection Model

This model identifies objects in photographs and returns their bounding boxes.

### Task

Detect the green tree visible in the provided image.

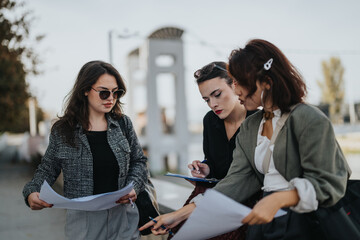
[317,57,345,122]
[0,0,44,132]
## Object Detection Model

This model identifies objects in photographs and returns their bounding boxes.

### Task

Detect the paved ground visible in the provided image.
[0,145,66,240]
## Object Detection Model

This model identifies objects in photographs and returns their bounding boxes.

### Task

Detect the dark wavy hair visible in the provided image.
[53,60,126,146]
[228,39,307,112]
[194,61,232,86]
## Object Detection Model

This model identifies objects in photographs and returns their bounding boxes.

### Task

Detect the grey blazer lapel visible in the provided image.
[273,104,302,180]
[77,126,91,152]
[273,125,288,178]
[241,111,263,176]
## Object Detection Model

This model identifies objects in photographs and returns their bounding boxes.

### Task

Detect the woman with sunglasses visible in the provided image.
[168,61,258,240]
[140,39,350,239]
[23,60,147,239]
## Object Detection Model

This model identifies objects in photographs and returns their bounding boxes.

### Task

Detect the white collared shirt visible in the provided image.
[254,109,318,213]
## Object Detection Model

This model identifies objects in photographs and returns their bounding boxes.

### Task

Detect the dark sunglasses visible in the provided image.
[194,63,228,79]
[91,88,125,100]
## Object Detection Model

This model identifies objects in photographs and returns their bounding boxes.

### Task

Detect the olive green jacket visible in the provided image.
[214,103,350,207]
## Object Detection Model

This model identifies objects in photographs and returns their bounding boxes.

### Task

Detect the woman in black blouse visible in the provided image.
[191,62,252,180]
[168,61,255,240]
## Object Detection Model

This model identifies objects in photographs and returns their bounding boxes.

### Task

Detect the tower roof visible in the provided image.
[148,27,184,39]
[128,47,139,56]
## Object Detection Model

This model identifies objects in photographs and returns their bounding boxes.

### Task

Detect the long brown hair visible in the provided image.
[228,39,307,112]
[53,60,126,146]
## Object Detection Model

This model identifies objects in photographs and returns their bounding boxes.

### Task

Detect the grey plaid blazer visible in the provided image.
[23,114,147,205]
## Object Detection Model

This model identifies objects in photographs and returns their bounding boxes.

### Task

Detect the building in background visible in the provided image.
[126,26,190,174]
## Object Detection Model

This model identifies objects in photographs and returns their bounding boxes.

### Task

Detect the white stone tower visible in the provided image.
[126,27,189,174]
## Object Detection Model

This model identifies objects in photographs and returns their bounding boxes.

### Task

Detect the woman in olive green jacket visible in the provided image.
[140,39,350,239]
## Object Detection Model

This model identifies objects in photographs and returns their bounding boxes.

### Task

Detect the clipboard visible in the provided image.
[165,172,220,183]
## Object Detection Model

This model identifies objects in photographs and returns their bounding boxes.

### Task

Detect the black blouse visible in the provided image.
[86,131,119,194]
[203,110,256,179]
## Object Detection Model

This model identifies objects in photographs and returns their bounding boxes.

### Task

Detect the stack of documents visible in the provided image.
[172,189,286,240]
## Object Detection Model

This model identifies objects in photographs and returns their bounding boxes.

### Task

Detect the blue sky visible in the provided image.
[25,0,360,123]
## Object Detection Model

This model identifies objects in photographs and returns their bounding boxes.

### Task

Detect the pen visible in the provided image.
[129,198,135,208]
[192,160,207,174]
[149,216,174,235]
[192,167,200,173]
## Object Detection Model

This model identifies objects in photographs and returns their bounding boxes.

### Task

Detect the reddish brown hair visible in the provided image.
[228,39,307,112]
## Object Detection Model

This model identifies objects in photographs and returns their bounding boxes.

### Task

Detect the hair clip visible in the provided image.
[264,58,273,71]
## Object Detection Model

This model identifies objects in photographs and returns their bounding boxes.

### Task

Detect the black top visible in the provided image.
[203,110,256,179]
[86,131,119,194]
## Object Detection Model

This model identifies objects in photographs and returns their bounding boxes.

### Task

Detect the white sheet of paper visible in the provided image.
[39,180,133,211]
[165,172,220,183]
[172,189,286,240]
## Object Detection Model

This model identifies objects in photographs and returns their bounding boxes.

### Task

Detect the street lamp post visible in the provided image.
[108,29,139,65]
[108,30,114,65]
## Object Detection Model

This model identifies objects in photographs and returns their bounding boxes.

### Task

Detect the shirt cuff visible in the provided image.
[289,177,318,213]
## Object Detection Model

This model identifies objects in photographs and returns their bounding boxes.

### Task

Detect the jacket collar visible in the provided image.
[75,113,119,130]
[106,114,120,130]
[75,114,121,151]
